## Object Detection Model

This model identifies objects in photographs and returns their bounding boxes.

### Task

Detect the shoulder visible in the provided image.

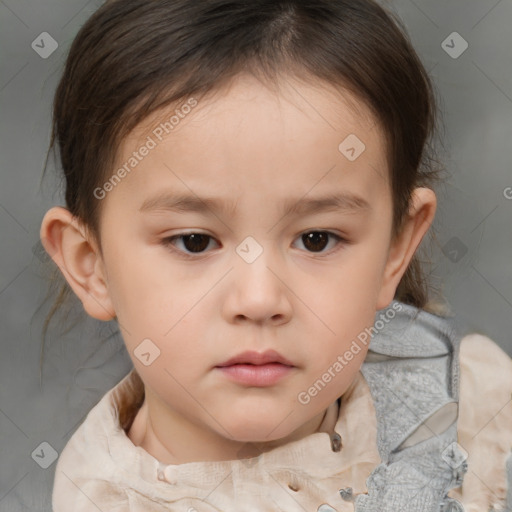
[52,384,131,511]
[458,332,512,375]
[448,333,512,510]
[457,333,512,405]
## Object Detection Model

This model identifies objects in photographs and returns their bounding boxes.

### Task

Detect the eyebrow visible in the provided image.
[139,191,372,217]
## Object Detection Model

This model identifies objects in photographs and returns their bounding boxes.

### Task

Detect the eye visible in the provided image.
[162,233,218,257]
[292,231,347,254]
[162,231,349,258]
[162,230,348,258]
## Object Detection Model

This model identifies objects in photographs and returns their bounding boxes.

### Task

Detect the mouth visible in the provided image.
[215,362,294,387]
[214,349,295,387]
[220,362,292,366]
[216,349,294,368]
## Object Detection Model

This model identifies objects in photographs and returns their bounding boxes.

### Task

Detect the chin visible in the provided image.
[220,418,296,444]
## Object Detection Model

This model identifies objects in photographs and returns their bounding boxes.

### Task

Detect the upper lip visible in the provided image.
[216,349,294,367]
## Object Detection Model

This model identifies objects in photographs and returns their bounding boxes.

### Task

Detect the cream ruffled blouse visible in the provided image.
[52,333,512,511]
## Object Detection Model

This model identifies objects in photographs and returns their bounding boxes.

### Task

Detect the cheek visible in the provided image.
[109,266,208,362]
[316,250,384,316]
[104,240,173,308]
[307,249,384,370]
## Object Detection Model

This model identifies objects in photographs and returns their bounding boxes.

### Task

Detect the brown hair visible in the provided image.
[39,0,450,381]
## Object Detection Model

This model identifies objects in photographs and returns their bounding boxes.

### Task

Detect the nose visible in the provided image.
[222,242,293,326]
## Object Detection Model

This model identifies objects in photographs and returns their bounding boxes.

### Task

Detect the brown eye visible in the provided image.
[162,230,347,259]
[180,233,211,253]
[302,232,328,252]
[162,233,217,256]
[295,231,345,254]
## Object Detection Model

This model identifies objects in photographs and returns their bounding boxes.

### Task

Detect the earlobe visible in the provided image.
[376,187,437,310]
[40,206,116,321]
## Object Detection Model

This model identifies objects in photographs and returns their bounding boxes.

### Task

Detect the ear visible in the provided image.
[39,206,115,321]
[376,187,437,310]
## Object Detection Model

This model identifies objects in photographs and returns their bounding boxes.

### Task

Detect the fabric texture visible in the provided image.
[352,301,465,510]
[52,301,512,511]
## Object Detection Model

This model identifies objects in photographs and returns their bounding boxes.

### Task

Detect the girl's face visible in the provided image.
[43,73,435,462]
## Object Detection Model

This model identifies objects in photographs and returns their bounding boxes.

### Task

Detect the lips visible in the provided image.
[216,349,294,367]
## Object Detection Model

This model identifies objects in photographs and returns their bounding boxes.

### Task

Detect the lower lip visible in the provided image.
[216,363,294,386]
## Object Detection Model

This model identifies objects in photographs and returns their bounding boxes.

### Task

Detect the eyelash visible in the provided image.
[161,231,349,259]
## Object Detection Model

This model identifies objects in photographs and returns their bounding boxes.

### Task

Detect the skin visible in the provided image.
[40,73,436,464]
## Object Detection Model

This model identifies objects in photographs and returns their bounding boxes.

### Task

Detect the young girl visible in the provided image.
[39,0,512,510]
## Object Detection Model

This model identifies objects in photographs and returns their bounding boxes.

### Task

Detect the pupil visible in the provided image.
[303,232,327,252]
[183,234,209,253]
[182,232,328,253]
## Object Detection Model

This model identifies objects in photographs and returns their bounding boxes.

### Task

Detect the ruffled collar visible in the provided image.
[103,366,380,507]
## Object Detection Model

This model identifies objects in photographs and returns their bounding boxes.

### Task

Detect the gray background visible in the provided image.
[1,0,511,510]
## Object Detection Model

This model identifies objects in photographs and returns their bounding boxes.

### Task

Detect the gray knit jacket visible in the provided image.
[334,300,512,512]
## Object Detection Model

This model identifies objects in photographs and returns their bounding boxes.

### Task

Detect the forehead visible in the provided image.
[130,73,382,149]
[108,74,389,210]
